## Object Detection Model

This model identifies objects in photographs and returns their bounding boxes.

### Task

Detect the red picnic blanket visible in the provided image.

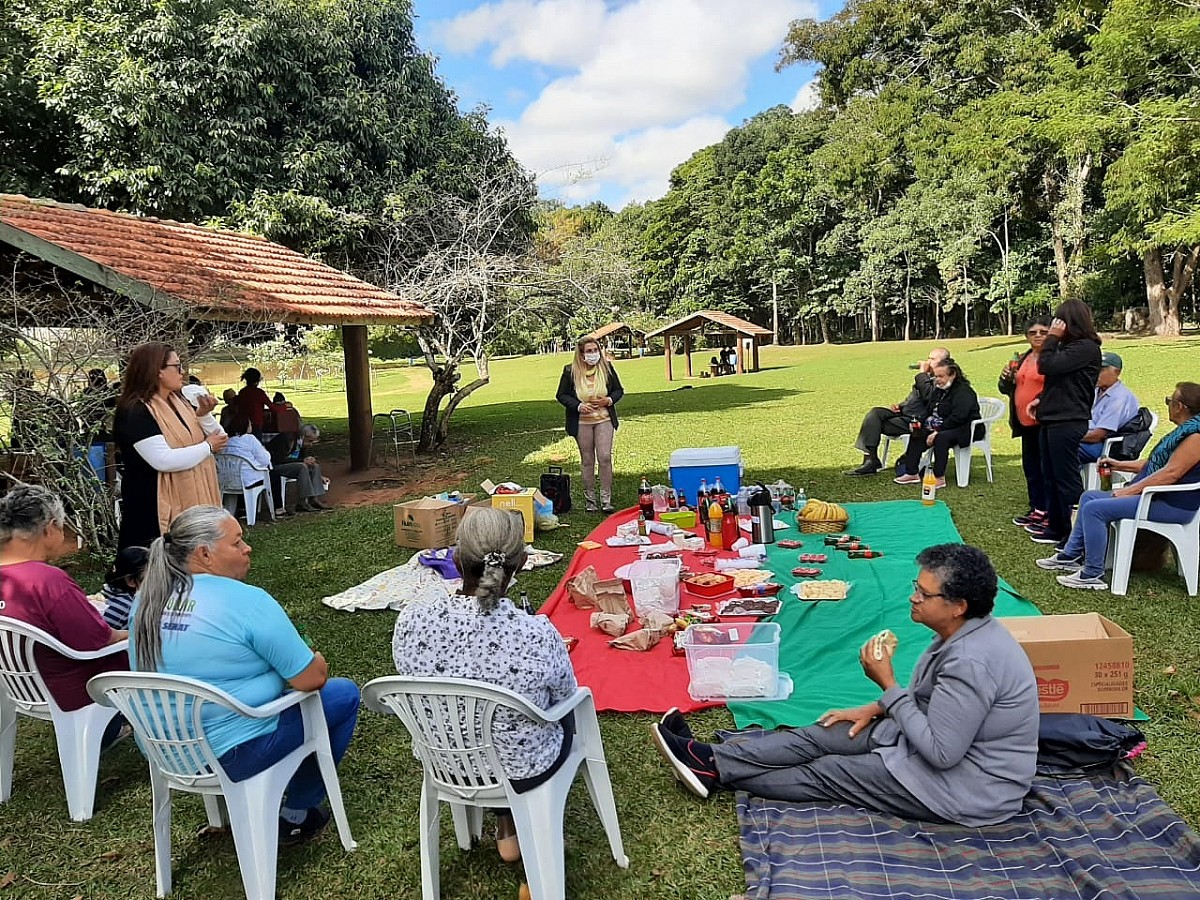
[541,507,751,714]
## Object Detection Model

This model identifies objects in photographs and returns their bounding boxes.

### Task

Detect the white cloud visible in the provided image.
[432,0,818,205]
[790,78,821,112]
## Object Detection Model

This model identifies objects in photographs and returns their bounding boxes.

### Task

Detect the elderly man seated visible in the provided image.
[651,543,1039,827]
[1078,352,1141,463]
[846,347,949,476]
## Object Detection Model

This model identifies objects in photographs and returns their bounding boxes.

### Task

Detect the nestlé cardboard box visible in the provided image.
[998,613,1134,718]
[393,497,466,549]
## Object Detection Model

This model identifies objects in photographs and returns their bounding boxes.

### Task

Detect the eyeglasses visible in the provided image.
[1166,396,1181,407]
[910,580,948,603]
[162,362,185,372]
[1026,329,1049,336]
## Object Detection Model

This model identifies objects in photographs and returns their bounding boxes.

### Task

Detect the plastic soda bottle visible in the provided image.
[707,500,724,548]
[848,550,884,559]
[698,478,709,502]
[637,512,648,536]
[713,475,726,502]
[921,469,938,506]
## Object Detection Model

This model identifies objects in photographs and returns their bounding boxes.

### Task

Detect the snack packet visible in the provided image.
[608,628,663,652]
[590,611,631,637]
[567,566,600,609]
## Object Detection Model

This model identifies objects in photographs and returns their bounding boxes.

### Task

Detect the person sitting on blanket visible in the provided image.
[1036,381,1200,590]
[391,506,578,864]
[651,543,1040,827]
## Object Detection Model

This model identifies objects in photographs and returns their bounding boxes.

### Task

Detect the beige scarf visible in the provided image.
[145,393,221,532]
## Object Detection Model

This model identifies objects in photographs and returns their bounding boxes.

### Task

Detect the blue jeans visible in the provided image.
[218,678,359,811]
[1062,490,1196,578]
[1077,441,1105,463]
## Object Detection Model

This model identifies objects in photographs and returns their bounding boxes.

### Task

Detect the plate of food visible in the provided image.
[793,579,851,601]
[791,567,822,578]
[776,539,804,549]
[729,568,773,588]
[716,597,782,617]
[798,553,827,563]
[683,572,734,597]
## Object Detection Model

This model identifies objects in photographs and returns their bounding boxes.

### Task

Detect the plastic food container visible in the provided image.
[683,573,734,598]
[660,510,697,529]
[628,558,682,616]
[683,622,781,700]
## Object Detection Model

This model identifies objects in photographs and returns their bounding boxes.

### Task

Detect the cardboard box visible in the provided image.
[998,613,1134,718]
[394,498,466,549]
[479,481,543,543]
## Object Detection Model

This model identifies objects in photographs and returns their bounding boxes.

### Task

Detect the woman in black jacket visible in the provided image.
[894,359,981,488]
[998,316,1052,527]
[556,337,625,512]
[1026,299,1102,545]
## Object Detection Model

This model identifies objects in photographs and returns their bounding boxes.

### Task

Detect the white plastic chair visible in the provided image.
[87,672,356,900]
[947,397,1005,487]
[0,617,127,820]
[1106,482,1200,596]
[1083,409,1160,492]
[879,432,909,469]
[362,677,628,900]
[215,453,275,526]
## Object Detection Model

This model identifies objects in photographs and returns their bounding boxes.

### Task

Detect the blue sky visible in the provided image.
[411,1,840,210]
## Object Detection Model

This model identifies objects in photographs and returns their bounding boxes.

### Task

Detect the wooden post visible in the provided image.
[684,334,693,377]
[665,336,673,381]
[751,337,760,372]
[342,324,373,471]
[736,336,745,374]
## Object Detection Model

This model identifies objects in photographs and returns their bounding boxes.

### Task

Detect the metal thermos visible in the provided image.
[749,484,776,544]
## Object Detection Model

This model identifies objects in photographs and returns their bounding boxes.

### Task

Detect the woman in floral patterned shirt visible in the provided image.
[391,506,577,863]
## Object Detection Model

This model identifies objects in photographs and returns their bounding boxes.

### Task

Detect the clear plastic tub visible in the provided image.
[683,622,780,700]
[627,558,681,616]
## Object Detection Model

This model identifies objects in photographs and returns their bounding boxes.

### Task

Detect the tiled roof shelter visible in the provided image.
[646,310,773,380]
[0,194,434,469]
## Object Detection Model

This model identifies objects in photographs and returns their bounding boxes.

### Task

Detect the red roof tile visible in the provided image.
[0,195,433,326]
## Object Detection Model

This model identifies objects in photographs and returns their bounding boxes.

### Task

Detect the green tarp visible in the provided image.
[728,500,1040,729]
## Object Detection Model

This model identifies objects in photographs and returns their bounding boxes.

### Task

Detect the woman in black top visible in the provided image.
[1027,299,1102,544]
[555,338,625,512]
[894,359,981,488]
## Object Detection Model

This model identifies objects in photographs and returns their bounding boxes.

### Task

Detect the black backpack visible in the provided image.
[539,465,572,514]
[1108,407,1154,461]
[1037,713,1146,775]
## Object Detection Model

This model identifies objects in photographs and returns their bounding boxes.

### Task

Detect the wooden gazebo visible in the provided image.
[646,310,773,381]
[585,321,645,358]
[0,194,433,470]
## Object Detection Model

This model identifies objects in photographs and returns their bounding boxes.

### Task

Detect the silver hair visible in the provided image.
[455,506,525,614]
[0,484,65,544]
[301,424,320,439]
[133,505,232,672]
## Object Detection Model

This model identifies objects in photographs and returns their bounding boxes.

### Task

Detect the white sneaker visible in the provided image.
[1056,571,1108,590]
[1036,554,1083,572]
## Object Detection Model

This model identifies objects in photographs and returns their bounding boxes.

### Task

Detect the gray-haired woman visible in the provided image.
[0,485,128,728]
[391,506,577,863]
[127,505,358,846]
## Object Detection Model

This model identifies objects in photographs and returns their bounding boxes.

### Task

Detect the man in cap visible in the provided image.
[1077,351,1140,463]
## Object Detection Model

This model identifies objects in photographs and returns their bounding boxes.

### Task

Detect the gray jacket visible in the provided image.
[874,615,1039,826]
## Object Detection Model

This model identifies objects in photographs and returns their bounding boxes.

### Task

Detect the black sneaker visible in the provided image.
[279,807,330,847]
[1026,526,1064,545]
[844,461,882,476]
[659,707,693,740]
[1012,510,1046,527]
[649,724,718,799]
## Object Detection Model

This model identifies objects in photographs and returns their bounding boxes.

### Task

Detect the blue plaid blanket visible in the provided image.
[737,765,1200,899]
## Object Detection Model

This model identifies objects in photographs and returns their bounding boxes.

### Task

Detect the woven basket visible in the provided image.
[797,519,848,534]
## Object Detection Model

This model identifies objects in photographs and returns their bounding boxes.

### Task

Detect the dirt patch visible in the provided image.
[321,456,473,509]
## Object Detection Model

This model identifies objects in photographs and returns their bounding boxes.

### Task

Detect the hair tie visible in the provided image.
[162,533,173,546]
[483,551,505,568]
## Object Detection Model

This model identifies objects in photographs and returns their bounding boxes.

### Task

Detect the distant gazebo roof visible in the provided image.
[586,321,644,342]
[646,309,773,381]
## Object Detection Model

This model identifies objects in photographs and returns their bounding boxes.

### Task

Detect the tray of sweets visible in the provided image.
[716,597,782,617]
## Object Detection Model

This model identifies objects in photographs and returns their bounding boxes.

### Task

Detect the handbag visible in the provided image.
[539,465,572,514]
[1036,713,1146,775]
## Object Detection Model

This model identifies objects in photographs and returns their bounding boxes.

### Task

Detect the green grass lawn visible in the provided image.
[6,335,1200,899]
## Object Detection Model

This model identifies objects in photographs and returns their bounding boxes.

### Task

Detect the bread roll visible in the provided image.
[868,629,899,661]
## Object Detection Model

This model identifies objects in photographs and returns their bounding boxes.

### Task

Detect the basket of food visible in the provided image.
[796,498,850,534]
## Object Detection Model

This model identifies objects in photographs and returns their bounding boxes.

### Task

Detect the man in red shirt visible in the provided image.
[0,485,128,714]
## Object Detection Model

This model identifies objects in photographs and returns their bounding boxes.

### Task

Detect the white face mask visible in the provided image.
[583,352,601,365]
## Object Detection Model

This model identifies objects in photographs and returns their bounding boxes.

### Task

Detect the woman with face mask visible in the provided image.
[894,359,981,489]
[556,338,625,512]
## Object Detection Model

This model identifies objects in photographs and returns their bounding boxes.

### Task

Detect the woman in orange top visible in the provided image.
[556,337,625,513]
[998,317,1051,529]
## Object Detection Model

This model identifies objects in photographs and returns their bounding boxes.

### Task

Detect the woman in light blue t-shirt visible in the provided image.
[129,505,359,846]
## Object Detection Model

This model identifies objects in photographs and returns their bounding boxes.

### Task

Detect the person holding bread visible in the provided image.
[650,543,1040,826]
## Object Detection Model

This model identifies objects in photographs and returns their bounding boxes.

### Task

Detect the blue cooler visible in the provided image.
[669,446,743,507]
